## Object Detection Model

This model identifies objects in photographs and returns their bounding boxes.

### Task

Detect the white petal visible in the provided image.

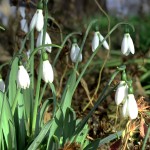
[121,34,129,55]
[70,44,76,62]
[99,34,109,50]
[115,81,128,105]
[36,9,44,31]
[122,98,128,118]
[128,35,135,54]
[20,19,28,33]
[17,66,30,89]
[30,11,38,31]
[70,44,82,63]
[0,79,5,92]
[36,31,52,53]
[36,31,43,47]
[19,7,26,18]
[92,32,99,52]
[127,94,138,119]
[124,49,130,56]
[45,32,52,53]
[42,60,54,83]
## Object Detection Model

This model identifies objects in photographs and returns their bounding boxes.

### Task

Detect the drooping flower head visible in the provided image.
[17,64,30,89]
[36,30,52,53]
[29,2,44,32]
[121,32,135,56]
[70,38,82,63]
[115,70,128,105]
[92,31,99,52]
[122,83,138,120]
[115,81,128,105]
[92,26,109,52]
[42,52,54,83]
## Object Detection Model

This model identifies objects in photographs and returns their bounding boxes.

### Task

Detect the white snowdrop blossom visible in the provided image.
[122,94,138,119]
[121,33,135,56]
[92,32,99,52]
[70,43,82,63]
[115,81,128,105]
[19,7,26,18]
[20,18,28,33]
[36,31,52,53]
[17,65,30,89]
[92,31,109,51]
[42,60,54,83]
[0,78,5,92]
[30,9,44,32]
[99,33,109,50]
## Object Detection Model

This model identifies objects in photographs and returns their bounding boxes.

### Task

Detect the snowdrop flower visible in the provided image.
[115,81,128,105]
[121,33,135,56]
[20,18,28,33]
[36,30,52,53]
[92,32,99,52]
[19,7,26,18]
[70,41,82,63]
[17,65,30,89]
[42,53,54,83]
[0,77,5,92]
[92,31,109,52]
[122,94,138,119]
[30,2,44,32]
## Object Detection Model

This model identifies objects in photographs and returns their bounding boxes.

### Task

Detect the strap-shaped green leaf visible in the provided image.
[27,121,53,150]
[84,131,122,150]
[0,91,17,149]
[63,107,76,145]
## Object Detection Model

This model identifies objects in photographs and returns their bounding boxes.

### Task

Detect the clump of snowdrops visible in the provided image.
[0,0,149,150]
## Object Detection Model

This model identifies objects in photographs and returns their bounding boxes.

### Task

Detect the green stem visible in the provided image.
[32,0,49,135]
[53,31,82,67]
[74,19,98,70]
[0,26,5,30]
[72,74,119,141]
[12,88,21,115]
[142,125,150,150]
[38,83,47,105]
[30,30,34,98]
[48,16,63,43]
[19,31,31,54]
[73,22,134,93]
[27,44,61,68]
